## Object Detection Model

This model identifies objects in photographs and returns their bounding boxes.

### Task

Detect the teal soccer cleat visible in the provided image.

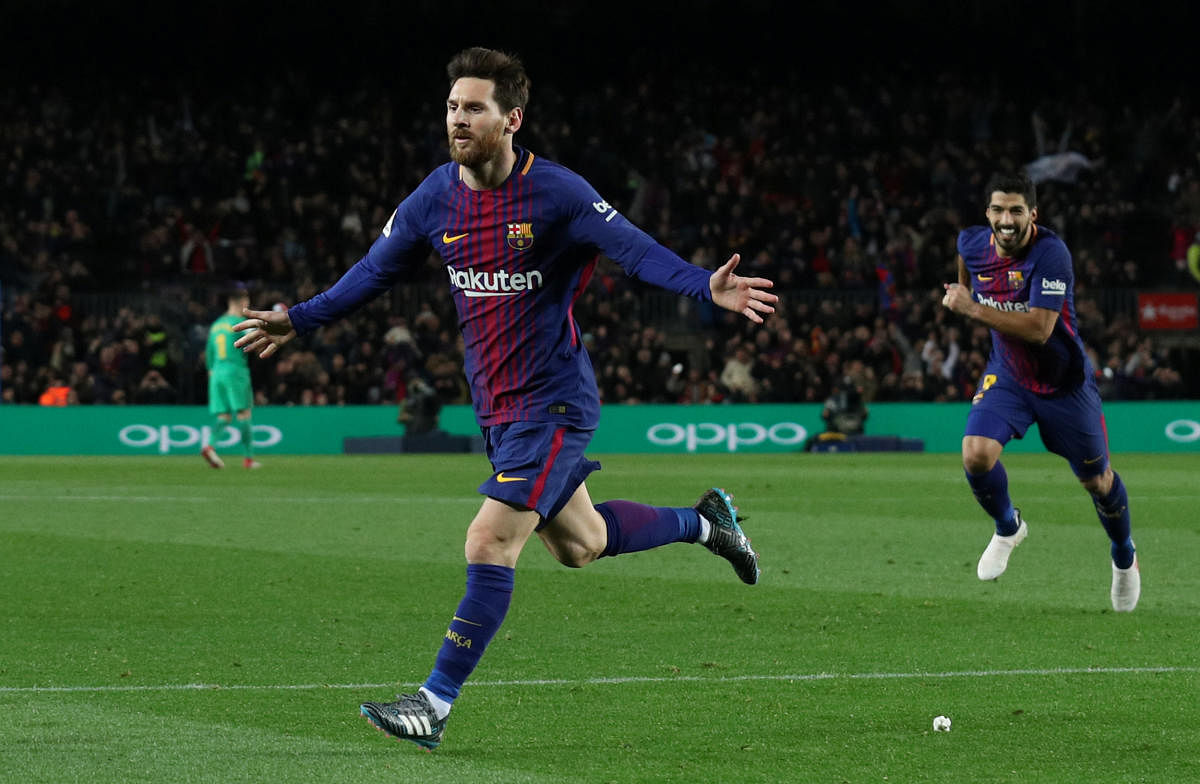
[695,487,760,585]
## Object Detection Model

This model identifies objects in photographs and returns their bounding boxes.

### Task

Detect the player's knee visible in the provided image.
[962,450,994,475]
[961,436,1001,475]
[464,527,519,565]
[1080,468,1112,497]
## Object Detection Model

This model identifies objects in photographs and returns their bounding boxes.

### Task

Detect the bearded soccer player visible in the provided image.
[233,47,776,749]
[941,172,1138,612]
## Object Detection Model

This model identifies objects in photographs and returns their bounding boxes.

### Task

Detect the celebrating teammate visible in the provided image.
[201,287,261,469]
[941,172,1139,611]
[233,47,776,749]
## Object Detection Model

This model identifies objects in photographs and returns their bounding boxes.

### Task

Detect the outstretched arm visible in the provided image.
[709,253,777,324]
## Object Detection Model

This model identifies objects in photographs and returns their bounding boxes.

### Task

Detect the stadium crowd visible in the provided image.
[2,62,1198,410]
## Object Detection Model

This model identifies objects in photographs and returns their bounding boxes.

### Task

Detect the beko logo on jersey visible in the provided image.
[447,266,544,297]
[593,199,619,223]
[1040,278,1067,295]
[976,295,1030,312]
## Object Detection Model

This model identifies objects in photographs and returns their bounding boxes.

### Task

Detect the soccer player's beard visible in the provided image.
[448,125,506,169]
[991,221,1030,254]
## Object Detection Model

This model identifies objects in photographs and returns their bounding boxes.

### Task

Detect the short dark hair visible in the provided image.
[985,172,1037,208]
[447,47,530,113]
[226,286,250,303]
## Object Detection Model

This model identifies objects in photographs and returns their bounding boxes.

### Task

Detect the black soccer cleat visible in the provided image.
[695,487,760,585]
[360,691,447,750]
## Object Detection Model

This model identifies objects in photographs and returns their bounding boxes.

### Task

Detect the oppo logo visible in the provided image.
[646,422,808,452]
[118,424,283,454]
[1165,419,1200,443]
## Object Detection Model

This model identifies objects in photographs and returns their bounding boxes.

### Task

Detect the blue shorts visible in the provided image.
[477,421,601,525]
[965,370,1110,478]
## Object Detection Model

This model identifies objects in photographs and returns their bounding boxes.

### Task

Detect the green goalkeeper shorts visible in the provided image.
[208,371,253,416]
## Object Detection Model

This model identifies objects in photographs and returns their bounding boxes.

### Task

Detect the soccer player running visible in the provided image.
[941,172,1139,612]
[233,47,777,749]
[201,287,261,469]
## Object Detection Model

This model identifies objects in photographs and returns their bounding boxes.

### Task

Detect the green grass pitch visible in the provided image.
[1,452,1198,783]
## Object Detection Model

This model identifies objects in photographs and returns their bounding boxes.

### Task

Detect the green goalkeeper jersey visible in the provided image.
[206,314,249,376]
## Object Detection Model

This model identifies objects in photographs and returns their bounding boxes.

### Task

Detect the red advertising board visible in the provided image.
[1137,292,1198,330]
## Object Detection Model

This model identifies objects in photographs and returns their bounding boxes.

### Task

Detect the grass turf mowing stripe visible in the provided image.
[5,665,1197,693]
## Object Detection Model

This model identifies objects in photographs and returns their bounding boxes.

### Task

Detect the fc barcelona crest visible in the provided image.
[1007,269,1024,289]
[506,222,534,251]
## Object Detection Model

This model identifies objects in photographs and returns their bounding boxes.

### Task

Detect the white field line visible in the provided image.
[0,494,475,504]
[2,666,1196,695]
[6,490,1200,504]
[5,494,1199,505]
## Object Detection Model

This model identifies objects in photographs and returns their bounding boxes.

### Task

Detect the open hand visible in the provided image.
[709,253,778,324]
[233,308,296,359]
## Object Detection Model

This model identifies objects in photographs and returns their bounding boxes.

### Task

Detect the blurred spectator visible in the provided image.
[133,369,176,404]
[821,375,869,436]
[719,343,758,402]
[397,373,442,434]
[1,57,1196,407]
[38,377,72,406]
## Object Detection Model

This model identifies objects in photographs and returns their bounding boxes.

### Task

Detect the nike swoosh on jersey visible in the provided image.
[495,472,527,483]
[442,231,469,244]
[977,274,993,281]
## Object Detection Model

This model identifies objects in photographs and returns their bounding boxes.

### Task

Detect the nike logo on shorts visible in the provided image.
[496,472,527,483]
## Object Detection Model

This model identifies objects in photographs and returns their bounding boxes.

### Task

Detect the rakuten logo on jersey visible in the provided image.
[976,295,1030,312]
[447,266,544,298]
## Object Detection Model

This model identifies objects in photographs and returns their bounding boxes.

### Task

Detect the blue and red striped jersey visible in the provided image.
[957,224,1088,395]
[288,146,713,428]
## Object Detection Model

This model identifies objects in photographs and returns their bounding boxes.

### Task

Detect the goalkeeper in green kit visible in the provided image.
[202,287,261,469]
